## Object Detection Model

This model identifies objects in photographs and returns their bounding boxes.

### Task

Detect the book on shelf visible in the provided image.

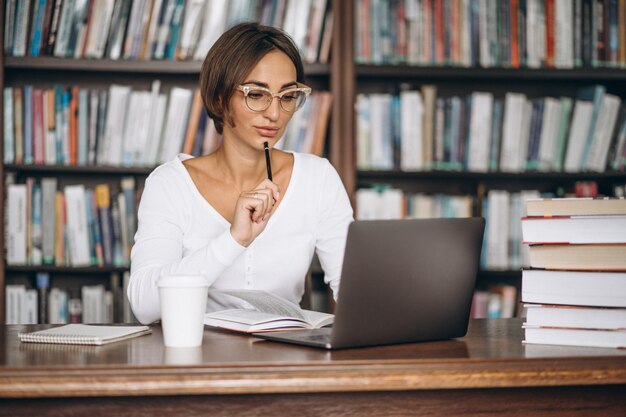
[18,324,151,345]
[521,215,626,244]
[521,269,626,308]
[523,325,626,349]
[203,289,334,333]
[524,304,626,330]
[528,243,626,270]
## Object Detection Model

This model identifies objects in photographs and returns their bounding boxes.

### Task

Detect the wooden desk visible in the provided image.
[1,319,625,417]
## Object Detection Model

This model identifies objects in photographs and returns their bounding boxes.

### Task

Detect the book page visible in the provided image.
[208,289,305,320]
[300,309,334,328]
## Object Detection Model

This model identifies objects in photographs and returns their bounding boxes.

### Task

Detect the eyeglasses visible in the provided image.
[236,83,311,113]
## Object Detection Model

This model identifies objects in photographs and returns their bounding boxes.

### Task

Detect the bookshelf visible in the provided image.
[0,0,345,324]
[2,0,626,323]
[337,1,626,318]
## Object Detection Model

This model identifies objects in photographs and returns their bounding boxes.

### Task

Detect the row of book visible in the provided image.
[356,187,473,220]
[356,84,626,173]
[520,197,626,349]
[5,177,138,268]
[2,83,332,167]
[5,272,135,324]
[4,0,333,64]
[355,0,626,68]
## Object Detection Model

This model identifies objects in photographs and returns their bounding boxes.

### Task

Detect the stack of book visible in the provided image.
[521,197,626,348]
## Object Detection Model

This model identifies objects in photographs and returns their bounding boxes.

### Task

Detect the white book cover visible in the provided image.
[500,93,527,172]
[356,189,379,220]
[48,288,69,324]
[64,185,91,267]
[554,0,574,69]
[537,97,562,171]
[158,87,193,163]
[177,0,205,60]
[7,184,27,265]
[369,94,393,170]
[144,93,168,166]
[517,100,533,172]
[356,94,371,170]
[101,85,131,166]
[586,94,621,172]
[400,90,424,171]
[193,0,228,60]
[486,190,510,270]
[526,0,540,68]
[4,87,14,164]
[564,100,593,172]
[121,91,143,166]
[24,289,39,324]
[284,0,312,53]
[467,92,493,172]
[478,0,490,67]
[86,0,116,59]
[140,80,163,166]
[82,285,105,324]
[6,285,26,325]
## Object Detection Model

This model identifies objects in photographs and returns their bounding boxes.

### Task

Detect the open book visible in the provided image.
[204,289,334,333]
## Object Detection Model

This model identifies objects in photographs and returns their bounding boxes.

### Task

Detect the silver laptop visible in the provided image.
[255,217,485,349]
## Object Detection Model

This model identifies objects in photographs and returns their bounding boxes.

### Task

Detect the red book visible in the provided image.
[69,87,79,165]
[510,0,520,68]
[434,0,444,63]
[545,0,555,68]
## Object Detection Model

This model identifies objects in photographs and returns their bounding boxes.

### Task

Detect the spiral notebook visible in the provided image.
[18,324,152,346]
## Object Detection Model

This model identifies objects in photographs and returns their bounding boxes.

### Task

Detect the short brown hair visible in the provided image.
[200,22,305,134]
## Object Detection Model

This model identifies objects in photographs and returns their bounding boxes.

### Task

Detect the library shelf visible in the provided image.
[5,266,128,274]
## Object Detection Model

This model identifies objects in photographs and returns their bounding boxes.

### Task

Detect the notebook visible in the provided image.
[18,324,152,346]
[255,217,485,349]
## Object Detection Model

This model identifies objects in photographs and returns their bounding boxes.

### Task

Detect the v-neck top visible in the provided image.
[128,152,354,324]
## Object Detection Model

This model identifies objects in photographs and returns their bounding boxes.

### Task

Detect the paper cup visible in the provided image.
[163,346,204,365]
[158,275,209,347]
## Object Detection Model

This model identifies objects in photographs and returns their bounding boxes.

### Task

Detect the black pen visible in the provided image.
[264,142,273,181]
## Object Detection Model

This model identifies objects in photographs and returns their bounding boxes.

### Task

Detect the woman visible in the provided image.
[128,22,353,324]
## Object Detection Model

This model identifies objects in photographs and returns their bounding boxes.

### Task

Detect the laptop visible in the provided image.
[254,217,485,349]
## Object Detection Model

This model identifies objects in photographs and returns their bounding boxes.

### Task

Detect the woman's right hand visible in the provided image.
[230,179,281,247]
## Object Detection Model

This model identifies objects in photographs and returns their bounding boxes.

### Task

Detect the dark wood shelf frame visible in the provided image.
[358,170,626,181]
[4,164,154,176]
[6,266,129,274]
[356,65,626,80]
[4,56,331,76]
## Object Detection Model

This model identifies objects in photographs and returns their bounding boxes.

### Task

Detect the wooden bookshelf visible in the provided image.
[0,1,344,325]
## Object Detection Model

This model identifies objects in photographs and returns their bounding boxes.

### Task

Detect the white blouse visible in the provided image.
[128,152,354,324]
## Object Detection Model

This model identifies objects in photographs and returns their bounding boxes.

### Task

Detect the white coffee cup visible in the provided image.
[158,274,210,348]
